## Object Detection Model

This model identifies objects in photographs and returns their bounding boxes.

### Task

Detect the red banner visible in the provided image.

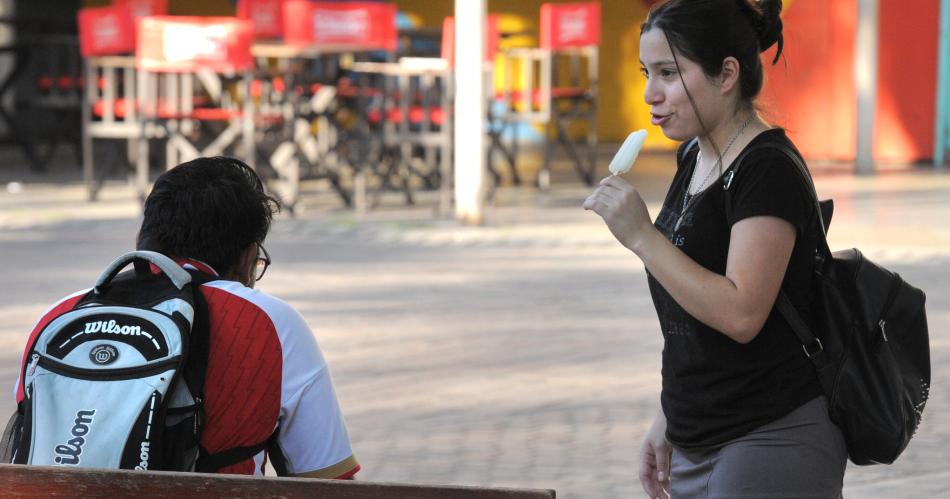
[78,5,136,56]
[136,16,255,72]
[283,1,397,51]
[540,2,600,50]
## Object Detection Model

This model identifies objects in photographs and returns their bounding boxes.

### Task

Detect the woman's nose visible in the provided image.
[643,79,662,105]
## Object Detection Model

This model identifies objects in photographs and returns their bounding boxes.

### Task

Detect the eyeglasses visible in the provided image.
[255,244,271,281]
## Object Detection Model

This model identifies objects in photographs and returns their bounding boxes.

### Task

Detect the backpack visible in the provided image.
[1,251,268,472]
[723,142,931,465]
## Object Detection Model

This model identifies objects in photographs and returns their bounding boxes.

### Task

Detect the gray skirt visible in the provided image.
[670,396,847,498]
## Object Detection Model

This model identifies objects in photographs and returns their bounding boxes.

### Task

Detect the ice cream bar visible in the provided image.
[608,129,647,175]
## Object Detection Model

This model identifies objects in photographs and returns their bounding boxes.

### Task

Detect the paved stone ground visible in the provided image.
[1,152,948,498]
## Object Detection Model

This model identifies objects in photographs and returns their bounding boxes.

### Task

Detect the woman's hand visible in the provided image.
[639,411,671,498]
[583,176,657,253]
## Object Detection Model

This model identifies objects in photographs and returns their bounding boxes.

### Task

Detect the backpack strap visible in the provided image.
[184,269,215,417]
[723,142,831,245]
[195,436,272,473]
[678,137,699,165]
[0,410,21,463]
[723,142,833,359]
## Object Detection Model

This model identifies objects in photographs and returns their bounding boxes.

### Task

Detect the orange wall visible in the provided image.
[876,0,938,162]
[761,0,938,162]
[760,0,857,161]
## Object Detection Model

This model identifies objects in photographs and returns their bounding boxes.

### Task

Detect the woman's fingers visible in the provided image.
[639,446,660,498]
[599,175,635,193]
[583,187,616,213]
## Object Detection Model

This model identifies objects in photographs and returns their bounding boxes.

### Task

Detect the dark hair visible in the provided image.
[137,156,279,274]
[642,0,784,105]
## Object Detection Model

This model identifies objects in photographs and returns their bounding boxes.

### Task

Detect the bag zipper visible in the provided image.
[877,276,904,342]
[37,355,181,381]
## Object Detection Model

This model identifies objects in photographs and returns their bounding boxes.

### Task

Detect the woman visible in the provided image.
[583,1,847,497]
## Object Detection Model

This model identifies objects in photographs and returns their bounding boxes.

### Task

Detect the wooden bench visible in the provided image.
[0,464,556,498]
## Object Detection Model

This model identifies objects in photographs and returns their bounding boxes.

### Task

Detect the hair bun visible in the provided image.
[736,0,784,64]
[756,0,783,63]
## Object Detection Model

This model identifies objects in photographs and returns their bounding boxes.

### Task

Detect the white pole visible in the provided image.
[453,0,486,224]
[855,0,879,175]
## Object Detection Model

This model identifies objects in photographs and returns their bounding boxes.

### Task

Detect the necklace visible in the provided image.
[675,114,756,232]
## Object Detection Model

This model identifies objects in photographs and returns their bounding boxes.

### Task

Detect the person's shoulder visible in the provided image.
[735,128,804,175]
[200,280,304,328]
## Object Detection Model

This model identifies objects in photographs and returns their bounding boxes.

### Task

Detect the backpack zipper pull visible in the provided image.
[26,354,40,377]
[879,319,888,342]
[24,353,40,388]
[193,396,203,435]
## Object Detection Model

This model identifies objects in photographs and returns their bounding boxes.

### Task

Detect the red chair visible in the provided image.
[78,3,143,200]
[78,1,171,200]
[257,1,399,212]
[350,56,452,211]
[135,16,256,193]
[237,0,284,40]
[499,2,600,187]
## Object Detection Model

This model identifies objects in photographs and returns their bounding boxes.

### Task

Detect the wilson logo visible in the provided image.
[89,344,119,365]
[54,410,95,465]
[83,320,143,336]
[134,442,150,471]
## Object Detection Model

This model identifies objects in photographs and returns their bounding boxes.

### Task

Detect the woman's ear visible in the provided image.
[719,56,741,94]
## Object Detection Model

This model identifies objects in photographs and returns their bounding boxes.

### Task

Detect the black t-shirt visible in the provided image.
[649,128,823,448]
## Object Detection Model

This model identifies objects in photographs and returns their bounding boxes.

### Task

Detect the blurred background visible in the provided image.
[0,1,948,497]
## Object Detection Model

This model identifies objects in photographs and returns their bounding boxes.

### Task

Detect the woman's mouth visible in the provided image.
[651,113,671,126]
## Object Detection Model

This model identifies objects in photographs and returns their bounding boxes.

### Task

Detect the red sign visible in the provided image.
[540,2,601,50]
[283,1,397,51]
[236,0,284,39]
[136,16,255,72]
[78,5,136,56]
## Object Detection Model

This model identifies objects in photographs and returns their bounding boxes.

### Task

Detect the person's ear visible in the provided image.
[719,56,741,94]
[226,243,258,287]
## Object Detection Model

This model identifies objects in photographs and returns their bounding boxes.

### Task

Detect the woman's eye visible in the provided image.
[639,68,649,78]
[660,69,676,78]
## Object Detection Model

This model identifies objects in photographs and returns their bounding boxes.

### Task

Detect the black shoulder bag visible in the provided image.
[725,143,931,465]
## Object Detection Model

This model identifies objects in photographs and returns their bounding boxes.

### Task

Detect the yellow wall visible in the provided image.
[395,0,675,149]
[84,0,233,15]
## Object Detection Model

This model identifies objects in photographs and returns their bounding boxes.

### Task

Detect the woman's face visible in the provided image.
[639,28,724,141]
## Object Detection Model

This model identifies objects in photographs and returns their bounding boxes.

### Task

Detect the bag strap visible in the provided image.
[723,142,832,358]
[184,270,215,414]
[723,143,832,250]
[95,251,192,293]
[195,435,272,473]
[0,411,21,463]
[679,137,699,165]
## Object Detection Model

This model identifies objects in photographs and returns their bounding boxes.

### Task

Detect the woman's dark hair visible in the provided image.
[137,156,280,274]
[642,0,784,106]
